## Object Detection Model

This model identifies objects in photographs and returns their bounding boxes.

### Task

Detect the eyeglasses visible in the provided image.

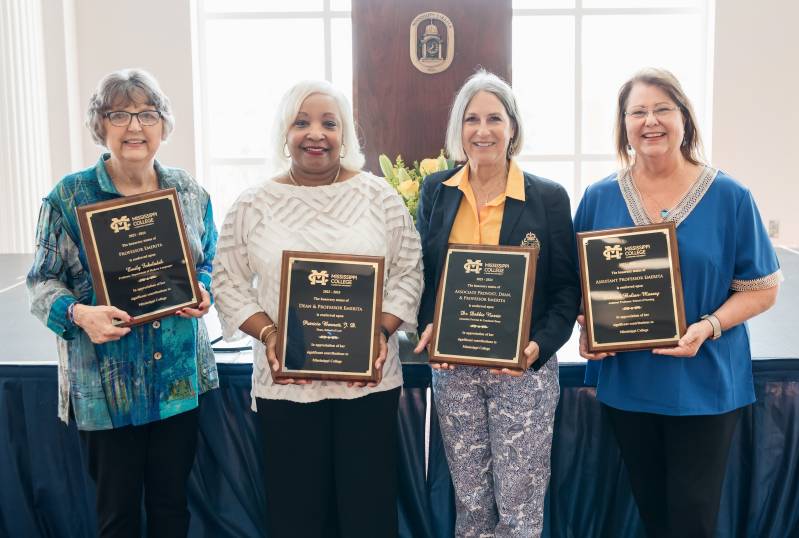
[624,107,678,120]
[104,110,162,127]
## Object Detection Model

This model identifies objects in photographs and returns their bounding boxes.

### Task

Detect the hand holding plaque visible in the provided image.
[577,222,687,353]
[76,188,201,326]
[274,251,384,382]
[430,244,538,370]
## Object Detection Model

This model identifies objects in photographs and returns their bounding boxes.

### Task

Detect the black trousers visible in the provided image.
[603,404,743,538]
[79,407,200,538]
[256,388,401,538]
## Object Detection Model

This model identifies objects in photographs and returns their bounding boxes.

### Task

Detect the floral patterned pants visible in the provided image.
[432,356,560,538]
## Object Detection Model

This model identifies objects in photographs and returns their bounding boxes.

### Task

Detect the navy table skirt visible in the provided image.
[1,360,798,537]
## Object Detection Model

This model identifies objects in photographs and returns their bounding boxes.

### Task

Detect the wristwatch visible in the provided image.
[700,314,722,340]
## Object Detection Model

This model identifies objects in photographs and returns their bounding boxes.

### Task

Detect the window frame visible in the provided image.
[511,0,715,202]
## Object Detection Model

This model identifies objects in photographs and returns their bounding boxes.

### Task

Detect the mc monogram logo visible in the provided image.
[308,270,329,286]
[463,259,483,274]
[110,216,131,233]
[603,245,623,260]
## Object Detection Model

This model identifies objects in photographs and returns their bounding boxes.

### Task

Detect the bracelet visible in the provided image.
[700,314,722,340]
[67,302,77,324]
[258,323,277,345]
[380,326,391,341]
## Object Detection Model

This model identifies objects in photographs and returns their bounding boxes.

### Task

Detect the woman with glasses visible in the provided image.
[27,68,218,538]
[574,68,780,538]
[212,80,423,538]
[414,70,580,537]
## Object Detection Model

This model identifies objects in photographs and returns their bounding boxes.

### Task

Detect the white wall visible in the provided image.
[27,0,799,254]
[712,0,799,245]
[45,0,197,180]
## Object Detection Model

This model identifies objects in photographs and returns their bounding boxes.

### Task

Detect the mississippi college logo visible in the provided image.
[308,270,329,286]
[463,259,483,274]
[603,245,623,260]
[110,216,131,233]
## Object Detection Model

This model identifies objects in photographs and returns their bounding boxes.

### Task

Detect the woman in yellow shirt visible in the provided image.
[415,70,580,537]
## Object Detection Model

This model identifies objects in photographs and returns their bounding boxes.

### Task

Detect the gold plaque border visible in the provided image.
[274,251,384,382]
[430,244,538,369]
[577,222,687,352]
[409,11,455,75]
[76,188,201,326]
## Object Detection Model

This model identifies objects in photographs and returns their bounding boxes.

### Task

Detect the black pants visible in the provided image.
[79,407,200,538]
[603,404,743,538]
[256,388,401,538]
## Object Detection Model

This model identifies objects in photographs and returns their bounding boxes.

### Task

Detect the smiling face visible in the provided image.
[624,82,685,163]
[461,90,515,168]
[286,93,343,178]
[103,96,163,167]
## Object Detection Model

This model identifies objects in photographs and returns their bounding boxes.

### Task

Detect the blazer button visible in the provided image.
[152,321,161,329]
[153,352,163,360]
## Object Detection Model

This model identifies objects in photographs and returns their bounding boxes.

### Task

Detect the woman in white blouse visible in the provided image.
[212,80,423,538]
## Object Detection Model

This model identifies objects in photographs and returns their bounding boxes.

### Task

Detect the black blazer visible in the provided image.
[416,166,580,369]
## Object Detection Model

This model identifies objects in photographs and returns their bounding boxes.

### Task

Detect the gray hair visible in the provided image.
[85,68,175,146]
[445,70,524,162]
[270,80,365,172]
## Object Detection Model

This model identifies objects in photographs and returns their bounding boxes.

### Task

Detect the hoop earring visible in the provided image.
[283,143,291,159]
[339,144,347,158]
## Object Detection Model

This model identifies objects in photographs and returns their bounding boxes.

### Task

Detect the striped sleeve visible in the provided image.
[381,188,424,331]
[211,191,264,340]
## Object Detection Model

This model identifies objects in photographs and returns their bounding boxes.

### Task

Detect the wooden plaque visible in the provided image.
[75,188,201,326]
[577,222,687,353]
[275,251,384,382]
[430,244,538,369]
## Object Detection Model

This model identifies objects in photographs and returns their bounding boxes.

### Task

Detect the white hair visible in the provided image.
[445,70,524,162]
[269,80,364,172]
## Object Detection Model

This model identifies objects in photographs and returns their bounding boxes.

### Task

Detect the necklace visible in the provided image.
[470,174,507,208]
[288,165,341,186]
[633,177,695,222]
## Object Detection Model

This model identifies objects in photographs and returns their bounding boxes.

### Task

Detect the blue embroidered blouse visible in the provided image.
[574,167,781,416]
[27,155,219,430]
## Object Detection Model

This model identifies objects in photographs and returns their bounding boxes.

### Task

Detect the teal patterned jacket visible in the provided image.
[27,154,219,430]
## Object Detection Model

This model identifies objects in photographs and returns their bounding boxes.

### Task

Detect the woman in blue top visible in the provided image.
[575,68,781,538]
[27,69,218,538]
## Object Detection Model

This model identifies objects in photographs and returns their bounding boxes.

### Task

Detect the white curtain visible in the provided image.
[0,0,52,253]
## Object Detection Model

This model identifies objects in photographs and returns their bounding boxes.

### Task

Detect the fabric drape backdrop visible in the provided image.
[1,360,798,537]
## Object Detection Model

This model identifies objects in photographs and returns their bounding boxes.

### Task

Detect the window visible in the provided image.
[194,0,352,223]
[512,0,714,210]
[196,0,713,220]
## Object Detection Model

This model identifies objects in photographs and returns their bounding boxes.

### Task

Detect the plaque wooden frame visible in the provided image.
[274,251,385,382]
[76,188,201,326]
[430,244,538,370]
[577,222,687,353]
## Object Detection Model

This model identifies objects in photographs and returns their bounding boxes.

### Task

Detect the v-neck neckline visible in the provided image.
[618,165,718,226]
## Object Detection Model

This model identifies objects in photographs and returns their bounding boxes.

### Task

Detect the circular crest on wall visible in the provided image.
[409,12,454,74]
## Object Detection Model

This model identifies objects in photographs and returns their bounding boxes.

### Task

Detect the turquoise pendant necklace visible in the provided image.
[660,208,669,219]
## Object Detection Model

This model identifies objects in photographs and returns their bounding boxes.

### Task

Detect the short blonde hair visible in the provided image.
[445,70,524,162]
[270,80,364,172]
[615,68,704,168]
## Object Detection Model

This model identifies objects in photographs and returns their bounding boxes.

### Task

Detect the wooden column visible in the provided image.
[352,0,512,172]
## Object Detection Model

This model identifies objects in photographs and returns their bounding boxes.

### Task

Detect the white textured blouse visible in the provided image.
[212,172,424,405]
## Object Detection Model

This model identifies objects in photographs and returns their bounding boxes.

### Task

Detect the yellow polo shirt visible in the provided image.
[446,161,526,245]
